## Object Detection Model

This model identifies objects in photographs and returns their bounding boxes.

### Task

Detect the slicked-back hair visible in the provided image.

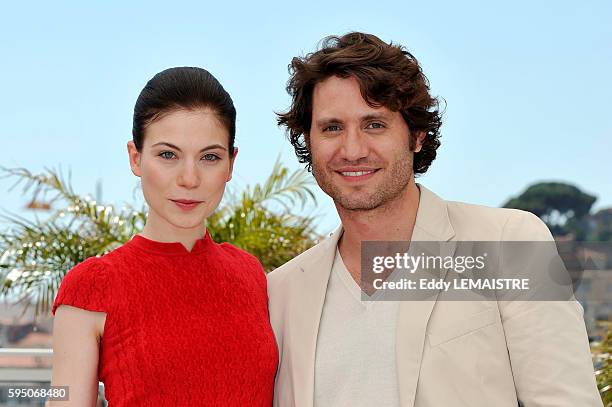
[133,67,236,154]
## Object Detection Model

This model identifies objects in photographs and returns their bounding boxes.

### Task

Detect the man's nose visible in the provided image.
[340,127,369,162]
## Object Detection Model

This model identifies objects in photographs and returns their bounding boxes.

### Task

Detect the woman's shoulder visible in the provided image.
[63,255,109,281]
[51,255,116,316]
[216,242,263,269]
[61,243,131,279]
[215,242,268,295]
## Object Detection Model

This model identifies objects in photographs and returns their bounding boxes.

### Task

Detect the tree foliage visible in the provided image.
[504,182,597,238]
[0,159,320,316]
[591,209,612,242]
[593,321,612,406]
[207,159,319,271]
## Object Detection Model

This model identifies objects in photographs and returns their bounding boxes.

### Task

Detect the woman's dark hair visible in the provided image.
[277,32,442,174]
[133,67,236,154]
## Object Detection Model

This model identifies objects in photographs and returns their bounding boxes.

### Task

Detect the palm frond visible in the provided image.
[1,166,77,207]
[244,156,317,211]
[208,157,320,270]
[1,160,320,317]
[0,166,146,316]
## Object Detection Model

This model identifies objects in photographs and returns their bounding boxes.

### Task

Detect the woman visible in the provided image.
[50,67,278,406]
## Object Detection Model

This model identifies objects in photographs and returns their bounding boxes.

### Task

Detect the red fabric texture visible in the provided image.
[52,230,278,406]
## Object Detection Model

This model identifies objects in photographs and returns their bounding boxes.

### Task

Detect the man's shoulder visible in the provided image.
[446,199,516,227]
[267,234,332,285]
[444,199,552,241]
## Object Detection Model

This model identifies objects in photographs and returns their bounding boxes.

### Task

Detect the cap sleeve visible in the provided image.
[52,256,112,315]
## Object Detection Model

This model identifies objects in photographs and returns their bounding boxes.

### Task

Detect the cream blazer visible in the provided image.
[267,184,602,407]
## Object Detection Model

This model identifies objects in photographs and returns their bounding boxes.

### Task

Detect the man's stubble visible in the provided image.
[311,147,415,213]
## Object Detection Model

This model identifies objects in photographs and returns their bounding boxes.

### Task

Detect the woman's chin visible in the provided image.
[160,212,209,231]
[173,218,208,230]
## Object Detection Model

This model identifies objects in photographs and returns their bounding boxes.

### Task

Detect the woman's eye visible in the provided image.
[203,153,219,161]
[159,151,176,160]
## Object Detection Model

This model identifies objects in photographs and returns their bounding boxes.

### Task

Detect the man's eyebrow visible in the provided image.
[150,142,227,153]
[361,113,390,121]
[315,117,343,127]
[315,113,390,128]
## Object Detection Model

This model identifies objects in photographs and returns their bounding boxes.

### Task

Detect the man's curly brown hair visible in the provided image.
[277,32,442,174]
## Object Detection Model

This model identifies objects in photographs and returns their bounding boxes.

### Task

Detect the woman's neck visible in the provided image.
[140,209,207,252]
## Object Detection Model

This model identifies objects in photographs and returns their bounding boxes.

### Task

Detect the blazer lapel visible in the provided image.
[289,184,454,407]
[291,225,343,407]
[396,184,456,407]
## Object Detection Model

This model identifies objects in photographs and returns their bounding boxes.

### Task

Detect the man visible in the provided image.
[268,32,602,406]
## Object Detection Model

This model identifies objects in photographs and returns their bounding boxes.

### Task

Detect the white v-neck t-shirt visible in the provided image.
[314,248,401,407]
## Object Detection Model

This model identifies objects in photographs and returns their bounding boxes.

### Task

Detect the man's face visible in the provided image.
[309,75,423,211]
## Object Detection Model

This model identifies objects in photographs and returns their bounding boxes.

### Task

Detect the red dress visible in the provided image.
[52,230,278,406]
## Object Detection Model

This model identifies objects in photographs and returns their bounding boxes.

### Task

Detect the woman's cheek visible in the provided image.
[141,162,169,207]
[208,167,230,201]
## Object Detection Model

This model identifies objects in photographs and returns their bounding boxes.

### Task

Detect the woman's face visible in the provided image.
[127,108,236,234]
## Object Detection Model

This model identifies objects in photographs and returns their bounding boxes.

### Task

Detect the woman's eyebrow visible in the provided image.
[199,144,227,152]
[151,142,182,151]
[150,142,227,153]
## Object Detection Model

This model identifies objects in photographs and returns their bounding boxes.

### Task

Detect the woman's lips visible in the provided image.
[170,199,203,211]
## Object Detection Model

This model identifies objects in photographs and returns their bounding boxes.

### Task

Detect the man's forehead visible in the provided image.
[312,76,393,119]
[312,100,395,124]
[312,75,362,101]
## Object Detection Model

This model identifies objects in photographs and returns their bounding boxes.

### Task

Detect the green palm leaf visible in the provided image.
[0,159,319,317]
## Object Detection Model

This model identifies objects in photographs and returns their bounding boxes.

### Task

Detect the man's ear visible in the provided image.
[226,147,238,182]
[127,141,142,177]
[413,131,427,153]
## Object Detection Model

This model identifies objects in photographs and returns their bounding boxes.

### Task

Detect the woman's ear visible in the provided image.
[127,141,142,177]
[227,147,238,182]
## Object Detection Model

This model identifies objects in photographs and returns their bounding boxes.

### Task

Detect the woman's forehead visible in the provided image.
[144,109,229,148]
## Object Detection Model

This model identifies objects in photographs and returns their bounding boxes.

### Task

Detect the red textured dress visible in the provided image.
[52,230,278,406]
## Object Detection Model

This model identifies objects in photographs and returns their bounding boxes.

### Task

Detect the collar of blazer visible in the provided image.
[286,183,458,407]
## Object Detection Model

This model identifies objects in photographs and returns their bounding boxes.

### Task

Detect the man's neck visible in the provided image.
[336,181,421,285]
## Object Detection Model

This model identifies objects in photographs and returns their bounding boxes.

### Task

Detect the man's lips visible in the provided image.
[334,167,380,181]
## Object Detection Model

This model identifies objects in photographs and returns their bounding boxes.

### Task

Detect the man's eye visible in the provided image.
[203,154,220,161]
[367,122,385,129]
[323,125,341,132]
[159,151,176,160]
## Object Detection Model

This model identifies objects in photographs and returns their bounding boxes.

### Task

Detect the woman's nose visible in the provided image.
[177,162,201,188]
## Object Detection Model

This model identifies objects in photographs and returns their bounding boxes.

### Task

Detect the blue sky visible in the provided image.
[1,1,610,235]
